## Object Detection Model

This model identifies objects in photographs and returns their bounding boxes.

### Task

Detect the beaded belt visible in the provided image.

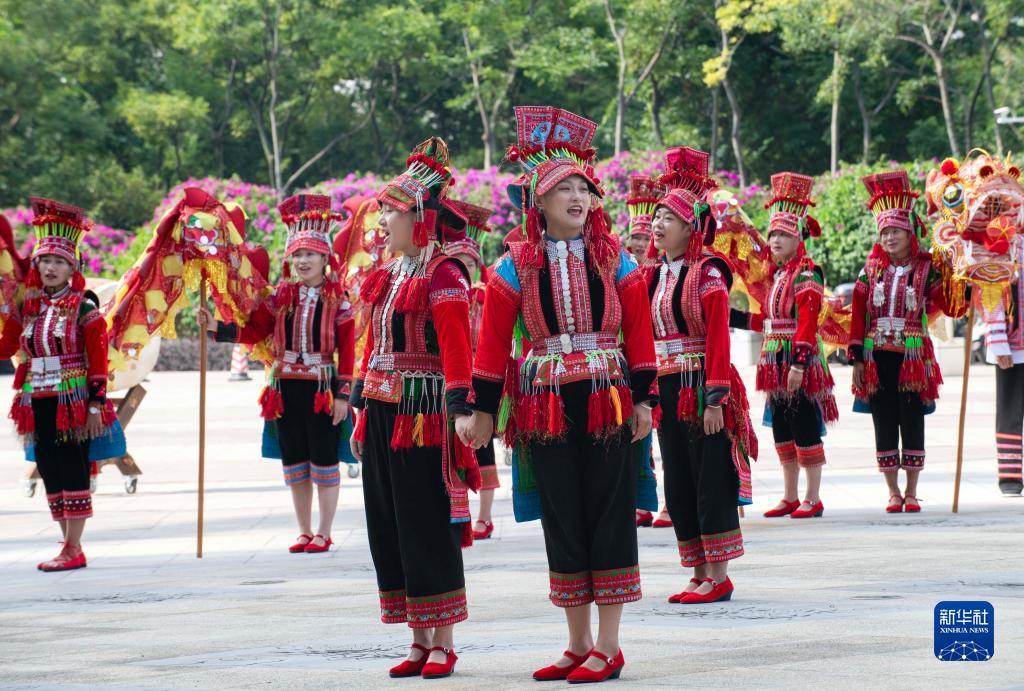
[654,335,706,358]
[368,352,443,373]
[763,318,797,336]
[528,331,620,357]
[282,350,330,366]
[29,354,86,392]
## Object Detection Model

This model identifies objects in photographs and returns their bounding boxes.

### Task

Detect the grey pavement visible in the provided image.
[0,364,1021,689]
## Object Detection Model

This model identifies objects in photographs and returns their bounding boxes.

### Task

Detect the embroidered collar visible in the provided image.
[298,284,321,301]
[661,255,686,278]
[396,253,422,274]
[544,233,586,262]
[887,253,913,267]
[41,285,71,305]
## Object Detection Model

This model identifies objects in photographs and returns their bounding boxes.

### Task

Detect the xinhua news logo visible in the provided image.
[934,601,994,662]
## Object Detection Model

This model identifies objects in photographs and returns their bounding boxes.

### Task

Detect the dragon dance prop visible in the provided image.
[105,187,269,556]
[926,151,1023,512]
[0,213,29,334]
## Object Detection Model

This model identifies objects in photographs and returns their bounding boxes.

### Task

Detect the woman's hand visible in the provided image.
[350,436,363,462]
[630,403,652,442]
[786,367,805,393]
[458,411,494,449]
[84,408,104,438]
[332,398,348,426]
[997,354,1014,370]
[194,306,216,333]
[852,361,865,390]
[703,405,724,436]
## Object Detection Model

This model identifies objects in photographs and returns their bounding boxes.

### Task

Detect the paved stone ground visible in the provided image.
[0,365,1021,689]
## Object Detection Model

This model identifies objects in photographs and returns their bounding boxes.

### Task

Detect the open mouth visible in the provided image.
[653,230,665,241]
[567,205,584,218]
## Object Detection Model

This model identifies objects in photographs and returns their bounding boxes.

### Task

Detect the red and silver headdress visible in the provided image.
[863,170,924,237]
[445,200,493,266]
[765,172,820,240]
[278,194,342,257]
[30,197,91,266]
[627,176,666,240]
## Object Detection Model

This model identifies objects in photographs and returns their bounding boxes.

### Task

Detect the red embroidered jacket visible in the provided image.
[351,254,473,418]
[848,251,961,403]
[0,286,114,441]
[648,253,732,406]
[472,236,657,441]
[215,278,356,399]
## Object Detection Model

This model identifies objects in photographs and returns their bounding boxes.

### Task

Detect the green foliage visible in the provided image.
[0,0,1019,234]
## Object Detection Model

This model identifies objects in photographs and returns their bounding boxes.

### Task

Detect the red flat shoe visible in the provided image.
[389,643,429,678]
[886,494,904,514]
[289,534,314,553]
[635,510,653,527]
[668,578,703,603]
[903,495,921,513]
[532,649,590,681]
[680,577,733,604]
[421,646,457,679]
[472,520,494,540]
[567,649,625,684]
[652,509,673,528]
[763,499,801,517]
[790,500,825,519]
[38,547,87,572]
[303,535,333,553]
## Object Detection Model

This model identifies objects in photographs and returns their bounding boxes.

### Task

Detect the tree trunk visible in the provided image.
[650,74,664,148]
[267,5,284,199]
[710,84,720,171]
[830,44,842,175]
[463,29,493,169]
[933,54,960,158]
[722,76,745,188]
[984,66,1004,156]
[604,0,627,156]
[853,64,871,164]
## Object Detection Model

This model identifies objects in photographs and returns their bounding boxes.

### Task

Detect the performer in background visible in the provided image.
[850,171,965,512]
[447,199,501,540]
[462,106,657,684]
[350,138,479,680]
[729,173,836,520]
[625,175,673,530]
[646,148,756,604]
[199,194,355,553]
[0,198,117,572]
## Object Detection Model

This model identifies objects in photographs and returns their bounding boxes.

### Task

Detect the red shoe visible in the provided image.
[472,520,494,540]
[38,544,87,572]
[303,535,333,553]
[532,649,590,681]
[886,494,904,514]
[635,510,653,527]
[790,500,825,519]
[389,643,429,678]
[566,649,625,684]
[763,499,801,517]
[668,578,702,603]
[903,495,921,513]
[680,577,734,604]
[421,646,457,679]
[288,534,314,553]
[652,508,673,528]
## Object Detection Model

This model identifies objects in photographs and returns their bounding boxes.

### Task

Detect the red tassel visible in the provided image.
[71,271,86,291]
[413,219,430,247]
[619,386,633,414]
[461,522,474,548]
[820,395,839,424]
[863,360,879,394]
[313,390,333,415]
[359,268,390,305]
[397,276,428,312]
[258,386,284,420]
[352,410,367,442]
[57,402,70,432]
[26,266,41,289]
[457,440,482,491]
[391,414,412,450]
[677,385,697,422]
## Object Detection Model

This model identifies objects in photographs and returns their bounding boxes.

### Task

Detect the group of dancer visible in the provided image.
[3,103,1022,683]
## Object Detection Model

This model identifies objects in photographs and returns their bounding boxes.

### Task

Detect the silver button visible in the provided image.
[560,333,572,354]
